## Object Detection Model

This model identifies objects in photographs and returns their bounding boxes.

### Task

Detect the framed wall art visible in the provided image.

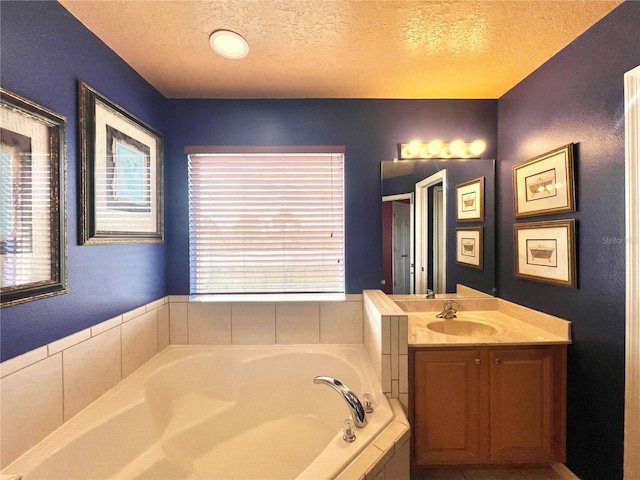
[78,81,163,244]
[456,227,483,270]
[513,143,575,218]
[456,176,484,222]
[0,88,67,307]
[514,219,576,287]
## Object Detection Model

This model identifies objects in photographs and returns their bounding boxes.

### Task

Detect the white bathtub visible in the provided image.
[3,345,395,480]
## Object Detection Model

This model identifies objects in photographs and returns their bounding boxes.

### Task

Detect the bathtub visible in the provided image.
[3,345,395,479]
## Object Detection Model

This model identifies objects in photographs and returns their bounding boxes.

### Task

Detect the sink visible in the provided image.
[427,320,498,337]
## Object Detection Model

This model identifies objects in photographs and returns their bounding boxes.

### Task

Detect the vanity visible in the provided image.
[389,294,571,468]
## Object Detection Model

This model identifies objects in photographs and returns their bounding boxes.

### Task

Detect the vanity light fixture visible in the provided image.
[209,29,249,59]
[399,139,486,159]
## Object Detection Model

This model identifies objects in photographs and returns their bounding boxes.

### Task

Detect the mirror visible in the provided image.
[382,158,496,296]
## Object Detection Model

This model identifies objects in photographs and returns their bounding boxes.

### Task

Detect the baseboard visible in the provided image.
[552,463,580,480]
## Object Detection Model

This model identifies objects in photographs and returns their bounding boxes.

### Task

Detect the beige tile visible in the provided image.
[168,295,189,303]
[0,354,63,468]
[519,468,563,480]
[91,314,122,337]
[381,315,391,354]
[122,305,147,323]
[145,297,166,311]
[399,354,409,394]
[122,310,158,378]
[374,421,411,453]
[411,469,465,480]
[336,444,383,480]
[389,398,409,426]
[275,302,320,344]
[463,470,526,480]
[398,315,409,355]
[188,302,232,344]
[169,302,188,345]
[391,316,399,356]
[398,393,409,413]
[384,440,410,480]
[0,346,47,378]
[157,304,170,351]
[367,443,395,480]
[231,303,276,344]
[381,354,391,393]
[62,327,121,421]
[48,328,91,355]
[320,301,363,344]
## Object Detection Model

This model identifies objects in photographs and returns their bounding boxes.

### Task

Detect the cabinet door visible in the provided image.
[489,346,564,463]
[413,349,487,465]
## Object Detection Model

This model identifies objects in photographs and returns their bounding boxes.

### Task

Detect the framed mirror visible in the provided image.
[382,158,495,297]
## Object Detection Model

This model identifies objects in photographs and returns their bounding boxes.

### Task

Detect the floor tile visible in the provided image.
[519,468,563,480]
[463,469,526,480]
[411,469,465,480]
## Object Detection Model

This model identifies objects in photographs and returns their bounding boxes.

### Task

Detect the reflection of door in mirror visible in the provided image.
[415,170,447,295]
[432,186,445,293]
[382,193,414,294]
[392,201,411,293]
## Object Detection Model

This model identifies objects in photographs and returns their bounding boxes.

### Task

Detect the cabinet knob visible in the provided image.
[495,358,501,364]
[475,358,481,365]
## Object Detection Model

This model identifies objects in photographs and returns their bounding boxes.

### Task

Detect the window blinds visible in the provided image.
[188,149,345,299]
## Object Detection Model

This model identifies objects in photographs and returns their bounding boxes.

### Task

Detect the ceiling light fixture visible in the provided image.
[209,29,249,59]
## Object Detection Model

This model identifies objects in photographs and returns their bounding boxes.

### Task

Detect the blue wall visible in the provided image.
[0,1,167,361]
[1,1,637,477]
[496,3,640,478]
[163,99,498,295]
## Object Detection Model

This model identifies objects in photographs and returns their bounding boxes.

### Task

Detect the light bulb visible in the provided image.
[449,140,464,156]
[469,140,486,156]
[428,140,443,156]
[407,141,422,157]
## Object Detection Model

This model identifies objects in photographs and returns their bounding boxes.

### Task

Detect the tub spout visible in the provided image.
[313,376,367,428]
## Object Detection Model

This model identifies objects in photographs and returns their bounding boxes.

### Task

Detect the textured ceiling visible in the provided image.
[59,0,622,99]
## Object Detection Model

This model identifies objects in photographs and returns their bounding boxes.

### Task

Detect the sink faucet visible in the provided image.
[313,376,367,427]
[436,300,457,319]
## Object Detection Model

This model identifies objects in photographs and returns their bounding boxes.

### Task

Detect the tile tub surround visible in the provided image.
[363,290,409,410]
[0,294,365,469]
[336,398,410,480]
[0,297,169,469]
[168,294,364,345]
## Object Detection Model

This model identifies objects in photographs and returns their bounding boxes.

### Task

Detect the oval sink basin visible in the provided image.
[427,320,498,337]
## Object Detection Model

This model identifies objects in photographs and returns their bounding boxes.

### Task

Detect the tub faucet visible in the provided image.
[425,289,435,299]
[436,300,457,319]
[313,376,367,428]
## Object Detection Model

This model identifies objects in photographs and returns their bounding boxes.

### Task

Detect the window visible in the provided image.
[187,146,345,301]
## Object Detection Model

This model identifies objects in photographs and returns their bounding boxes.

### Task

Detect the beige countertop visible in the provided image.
[408,308,571,347]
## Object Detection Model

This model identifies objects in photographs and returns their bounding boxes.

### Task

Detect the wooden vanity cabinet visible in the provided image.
[411,345,566,467]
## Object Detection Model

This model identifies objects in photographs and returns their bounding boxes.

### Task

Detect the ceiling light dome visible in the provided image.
[209,30,249,59]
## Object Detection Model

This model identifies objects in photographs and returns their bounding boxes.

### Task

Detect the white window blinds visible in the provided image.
[188,148,345,300]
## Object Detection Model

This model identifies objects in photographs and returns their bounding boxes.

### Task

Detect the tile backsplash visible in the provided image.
[0,294,364,468]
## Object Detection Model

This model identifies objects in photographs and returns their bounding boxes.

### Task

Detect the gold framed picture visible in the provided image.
[513,143,576,218]
[514,219,576,287]
[456,227,483,270]
[456,176,484,222]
